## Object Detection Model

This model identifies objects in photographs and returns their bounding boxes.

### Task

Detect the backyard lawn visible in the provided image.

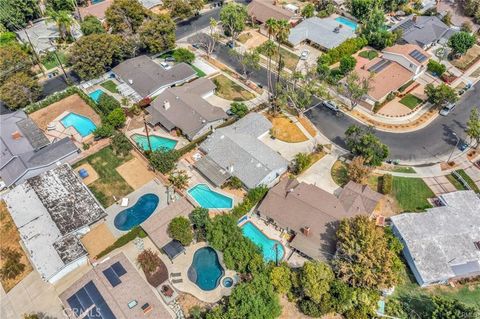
[268,114,308,143]
[358,50,378,60]
[73,147,133,207]
[399,94,423,109]
[392,177,434,212]
[100,80,119,94]
[212,75,255,101]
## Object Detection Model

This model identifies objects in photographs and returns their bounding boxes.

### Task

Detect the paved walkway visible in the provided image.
[422,176,457,195]
[297,149,344,194]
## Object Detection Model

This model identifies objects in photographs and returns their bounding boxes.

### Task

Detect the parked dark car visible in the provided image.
[458,140,469,151]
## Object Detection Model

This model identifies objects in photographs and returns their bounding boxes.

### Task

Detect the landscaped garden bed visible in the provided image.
[358,49,378,60]
[399,94,423,109]
[451,44,480,71]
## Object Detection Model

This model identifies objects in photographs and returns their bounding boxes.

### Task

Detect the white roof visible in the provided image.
[288,17,356,48]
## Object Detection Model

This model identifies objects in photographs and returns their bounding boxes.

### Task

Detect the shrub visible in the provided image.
[189,207,210,229]
[298,299,324,318]
[381,173,393,194]
[318,37,368,66]
[293,152,312,174]
[0,248,25,280]
[168,216,193,246]
[137,249,162,273]
[149,149,180,174]
[229,101,249,118]
[97,226,147,258]
[427,59,446,76]
[172,48,195,63]
[106,108,126,128]
[225,176,243,189]
[231,185,268,218]
[93,124,114,138]
[168,170,190,190]
[97,93,121,116]
[339,56,357,74]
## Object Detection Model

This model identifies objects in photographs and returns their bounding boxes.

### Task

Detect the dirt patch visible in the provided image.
[375,195,401,217]
[221,187,246,200]
[267,114,308,143]
[74,163,99,185]
[177,293,213,317]
[80,223,116,258]
[297,116,317,138]
[0,201,33,292]
[116,155,155,190]
[451,45,480,71]
[279,296,342,319]
[29,94,101,130]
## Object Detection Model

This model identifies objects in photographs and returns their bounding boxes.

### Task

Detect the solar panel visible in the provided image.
[111,262,127,277]
[409,49,427,63]
[368,60,391,73]
[103,268,121,287]
[66,294,84,317]
[76,286,94,310]
[67,281,117,319]
[398,19,414,31]
[97,302,117,319]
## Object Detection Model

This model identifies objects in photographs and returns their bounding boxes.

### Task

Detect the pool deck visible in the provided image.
[105,180,174,238]
[43,111,94,144]
[166,242,236,303]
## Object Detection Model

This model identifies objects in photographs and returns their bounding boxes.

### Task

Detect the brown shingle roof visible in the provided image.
[338,181,383,215]
[247,0,295,24]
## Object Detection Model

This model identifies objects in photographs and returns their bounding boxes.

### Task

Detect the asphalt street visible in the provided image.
[187,33,478,163]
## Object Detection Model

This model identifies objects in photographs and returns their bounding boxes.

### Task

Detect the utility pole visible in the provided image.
[143,114,153,153]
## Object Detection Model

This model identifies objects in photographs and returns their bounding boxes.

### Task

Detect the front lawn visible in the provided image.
[73,147,133,207]
[100,80,119,94]
[451,44,480,71]
[455,169,480,193]
[446,174,467,191]
[399,94,423,109]
[358,50,378,60]
[392,166,416,174]
[392,177,434,212]
[212,74,255,101]
[258,43,299,71]
[268,115,308,143]
[41,51,67,70]
[331,160,349,187]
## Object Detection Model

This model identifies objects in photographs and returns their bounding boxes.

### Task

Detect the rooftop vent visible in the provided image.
[163,100,171,110]
[11,131,22,140]
[128,79,133,84]
[302,226,310,236]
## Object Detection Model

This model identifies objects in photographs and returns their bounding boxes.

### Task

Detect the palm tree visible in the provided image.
[264,19,278,96]
[274,19,291,88]
[47,10,74,40]
[265,18,278,41]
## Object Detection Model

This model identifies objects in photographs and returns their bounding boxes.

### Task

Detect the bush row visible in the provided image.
[318,37,368,66]
[231,185,269,218]
[96,226,147,259]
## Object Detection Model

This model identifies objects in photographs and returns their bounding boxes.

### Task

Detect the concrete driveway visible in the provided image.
[422,176,456,195]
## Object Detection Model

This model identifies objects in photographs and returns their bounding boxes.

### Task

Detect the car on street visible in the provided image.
[322,100,339,112]
[458,140,469,151]
[439,103,456,116]
[300,50,309,60]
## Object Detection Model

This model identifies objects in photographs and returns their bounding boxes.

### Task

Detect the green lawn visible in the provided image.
[399,94,423,109]
[331,160,349,187]
[455,169,480,193]
[190,63,206,77]
[392,166,416,174]
[358,50,378,60]
[73,147,133,208]
[41,51,67,70]
[392,177,434,212]
[446,174,467,191]
[100,80,119,94]
[212,74,255,101]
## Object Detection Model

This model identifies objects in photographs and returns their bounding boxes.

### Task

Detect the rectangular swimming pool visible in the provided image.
[131,133,177,151]
[335,16,358,30]
[61,112,97,137]
[241,222,285,263]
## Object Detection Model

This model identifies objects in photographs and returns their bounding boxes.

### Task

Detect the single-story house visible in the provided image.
[3,164,106,283]
[0,110,79,188]
[390,15,452,49]
[288,17,356,50]
[199,113,289,189]
[59,252,172,318]
[256,179,383,260]
[16,18,82,54]
[111,55,197,102]
[78,0,113,22]
[353,44,429,105]
[391,191,480,287]
[146,78,227,141]
[247,0,298,25]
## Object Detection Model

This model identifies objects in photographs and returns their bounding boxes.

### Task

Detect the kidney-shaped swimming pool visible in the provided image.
[188,247,224,291]
[114,193,159,231]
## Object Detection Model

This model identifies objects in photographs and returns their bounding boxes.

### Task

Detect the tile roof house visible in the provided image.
[247,0,297,24]
[78,0,113,21]
[146,78,227,141]
[391,15,452,49]
[353,44,430,105]
[391,191,480,287]
[288,17,356,50]
[111,55,197,102]
[3,164,106,283]
[0,111,79,188]
[199,113,289,189]
[59,252,172,319]
[256,179,383,260]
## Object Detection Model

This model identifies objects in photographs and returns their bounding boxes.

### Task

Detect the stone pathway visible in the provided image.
[422,176,457,195]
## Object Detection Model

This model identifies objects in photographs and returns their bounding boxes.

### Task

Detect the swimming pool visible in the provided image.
[114,193,159,231]
[335,16,358,30]
[60,113,97,137]
[241,222,285,263]
[188,247,224,291]
[131,133,178,151]
[187,184,233,209]
[89,89,103,103]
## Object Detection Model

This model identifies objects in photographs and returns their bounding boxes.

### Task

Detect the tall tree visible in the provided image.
[105,0,148,34]
[274,19,291,86]
[361,7,397,50]
[264,18,278,95]
[339,71,371,109]
[0,72,41,109]
[301,3,315,18]
[467,108,480,146]
[301,261,334,303]
[47,10,74,40]
[347,156,372,184]
[347,0,382,21]
[138,14,176,54]
[333,215,403,290]
[344,125,389,166]
[448,31,476,55]
[0,44,32,83]
[168,216,193,245]
[80,15,105,35]
[0,0,41,30]
[220,3,248,42]
[46,0,75,12]
[229,48,260,81]
[425,83,458,106]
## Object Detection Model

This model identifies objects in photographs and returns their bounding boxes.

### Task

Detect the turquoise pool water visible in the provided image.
[335,16,358,30]
[60,113,97,137]
[89,89,103,103]
[187,184,233,209]
[242,222,285,263]
[131,134,178,151]
[114,193,159,231]
[188,247,224,291]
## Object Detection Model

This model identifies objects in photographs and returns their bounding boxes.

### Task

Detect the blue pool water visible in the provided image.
[60,113,97,137]
[335,16,358,30]
[241,222,285,263]
[114,193,159,231]
[187,184,233,209]
[131,134,178,151]
[188,247,224,291]
[89,89,104,103]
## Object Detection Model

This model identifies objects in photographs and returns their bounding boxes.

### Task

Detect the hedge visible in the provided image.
[24,86,102,116]
[96,226,147,259]
[231,185,268,218]
[381,174,393,195]
[318,37,368,66]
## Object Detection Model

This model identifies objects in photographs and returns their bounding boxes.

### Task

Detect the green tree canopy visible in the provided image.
[220,3,248,41]
[80,15,105,35]
[139,14,176,54]
[0,72,41,109]
[448,31,476,55]
[0,0,41,30]
[270,263,292,294]
[46,0,75,12]
[0,44,32,84]
[69,33,130,80]
[301,261,335,303]
[339,55,357,74]
[97,92,121,115]
[431,296,478,319]
[467,108,480,146]
[105,0,148,34]
[344,125,389,166]
[189,207,209,229]
[425,83,458,106]
[229,102,248,118]
[149,149,179,173]
[301,3,315,18]
[168,216,193,245]
[163,0,204,20]
[361,7,397,50]
[106,108,126,128]
[347,0,382,20]
[333,215,403,290]
[111,132,132,156]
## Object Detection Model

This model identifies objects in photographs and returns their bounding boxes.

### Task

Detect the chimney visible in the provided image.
[11,131,22,140]
[128,79,133,84]
[163,100,170,110]
[228,165,234,173]
[302,226,310,236]
[412,15,417,22]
